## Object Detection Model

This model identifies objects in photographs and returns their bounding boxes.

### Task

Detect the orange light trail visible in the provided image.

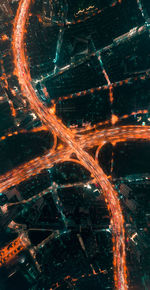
[0,125,50,142]
[80,125,150,149]
[7,0,150,288]
[0,125,149,194]
[11,0,129,288]
[0,146,71,193]
[0,233,30,267]
[56,71,150,103]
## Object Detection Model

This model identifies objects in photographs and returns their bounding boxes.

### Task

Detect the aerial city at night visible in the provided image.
[0,0,150,289]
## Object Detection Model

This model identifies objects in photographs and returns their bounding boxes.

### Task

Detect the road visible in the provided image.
[11,0,130,288]
[0,0,149,288]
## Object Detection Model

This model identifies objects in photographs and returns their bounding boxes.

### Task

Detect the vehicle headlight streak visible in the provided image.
[10,0,150,288]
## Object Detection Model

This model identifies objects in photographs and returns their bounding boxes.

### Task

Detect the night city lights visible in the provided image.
[0,0,150,289]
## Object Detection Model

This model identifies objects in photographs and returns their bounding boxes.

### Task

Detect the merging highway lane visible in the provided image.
[12,0,128,288]
[0,126,150,193]
[0,0,145,288]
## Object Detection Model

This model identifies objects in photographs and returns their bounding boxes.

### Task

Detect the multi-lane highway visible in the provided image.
[11,0,129,288]
[0,0,149,288]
